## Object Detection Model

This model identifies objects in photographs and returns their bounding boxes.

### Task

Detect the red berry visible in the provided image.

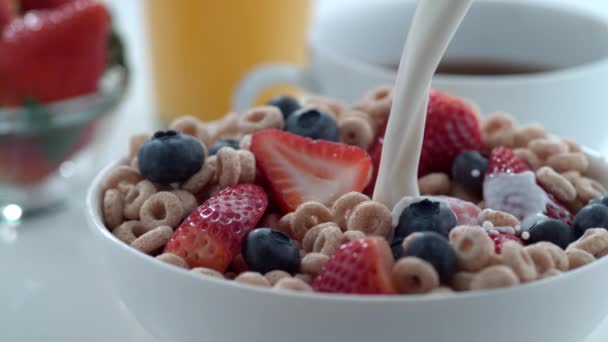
[250,129,372,213]
[313,237,395,295]
[0,0,110,106]
[0,0,17,30]
[20,0,73,12]
[362,119,386,197]
[164,184,268,272]
[435,196,481,225]
[489,231,523,254]
[419,89,483,176]
[485,146,531,177]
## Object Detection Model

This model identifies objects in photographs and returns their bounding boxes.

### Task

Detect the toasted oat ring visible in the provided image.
[562,137,582,153]
[539,269,562,279]
[237,106,284,134]
[131,225,174,254]
[391,257,439,294]
[129,133,150,160]
[512,148,542,170]
[292,202,333,240]
[571,228,608,257]
[111,220,146,244]
[452,226,495,272]
[277,213,295,237]
[216,147,242,188]
[481,113,516,149]
[103,189,124,229]
[211,112,239,143]
[196,124,212,148]
[546,152,589,173]
[156,253,188,269]
[302,96,348,119]
[169,115,201,137]
[191,267,224,279]
[501,241,537,282]
[338,114,375,150]
[273,277,313,292]
[102,166,142,191]
[430,286,454,295]
[451,271,475,291]
[528,139,569,160]
[123,180,157,220]
[331,192,370,230]
[566,248,595,270]
[301,252,330,276]
[526,242,569,271]
[469,265,520,290]
[536,166,576,202]
[523,244,556,275]
[234,272,271,287]
[418,173,451,195]
[353,85,393,125]
[181,161,216,194]
[313,226,344,255]
[170,189,198,217]
[477,209,520,230]
[347,201,393,239]
[572,177,604,203]
[239,134,252,151]
[513,123,547,148]
[140,191,184,230]
[302,222,336,252]
[237,150,256,184]
[342,230,366,244]
[294,273,313,284]
[265,270,292,285]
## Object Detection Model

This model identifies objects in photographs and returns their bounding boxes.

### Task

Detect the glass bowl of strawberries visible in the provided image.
[0,0,127,217]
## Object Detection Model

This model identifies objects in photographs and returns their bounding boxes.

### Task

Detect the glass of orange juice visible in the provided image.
[144,0,311,123]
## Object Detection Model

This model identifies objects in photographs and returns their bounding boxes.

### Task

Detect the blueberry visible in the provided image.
[403,231,457,281]
[573,203,608,238]
[395,199,457,239]
[525,218,573,249]
[243,228,300,274]
[590,195,608,207]
[137,130,205,183]
[285,108,340,141]
[451,150,488,198]
[208,139,240,156]
[267,95,301,120]
[391,237,405,260]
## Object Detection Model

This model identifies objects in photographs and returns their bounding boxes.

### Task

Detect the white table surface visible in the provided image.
[3,0,608,341]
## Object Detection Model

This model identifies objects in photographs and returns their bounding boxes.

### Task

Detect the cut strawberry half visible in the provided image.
[250,129,372,213]
[164,184,268,272]
[313,237,395,295]
[483,147,573,225]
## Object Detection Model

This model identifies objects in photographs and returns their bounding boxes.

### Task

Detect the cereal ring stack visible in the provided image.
[99,88,608,295]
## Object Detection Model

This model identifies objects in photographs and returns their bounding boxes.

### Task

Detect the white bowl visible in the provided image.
[86,149,608,342]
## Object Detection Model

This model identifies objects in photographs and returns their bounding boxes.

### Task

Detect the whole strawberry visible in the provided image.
[419,89,483,176]
[313,237,395,295]
[164,184,268,272]
[0,0,110,106]
[0,0,17,30]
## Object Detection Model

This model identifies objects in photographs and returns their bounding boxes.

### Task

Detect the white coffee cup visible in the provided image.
[233,0,608,151]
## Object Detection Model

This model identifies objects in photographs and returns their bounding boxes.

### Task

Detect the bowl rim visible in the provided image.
[86,154,608,304]
[0,66,128,135]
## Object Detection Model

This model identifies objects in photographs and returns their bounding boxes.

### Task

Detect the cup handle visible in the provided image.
[232,64,316,112]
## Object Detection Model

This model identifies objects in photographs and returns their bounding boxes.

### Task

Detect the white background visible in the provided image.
[2,1,608,341]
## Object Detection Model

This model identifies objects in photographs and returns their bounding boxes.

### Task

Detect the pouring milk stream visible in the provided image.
[373,0,475,209]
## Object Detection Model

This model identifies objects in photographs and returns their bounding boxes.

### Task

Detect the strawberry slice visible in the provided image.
[488,231,524,254]
[419,89,483,176]
[20,0,73,12]
[250,129,372,213]
[313,237,395,295]
[164,184,268,272]
[483,147,573,225]
[0,0,109,106]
